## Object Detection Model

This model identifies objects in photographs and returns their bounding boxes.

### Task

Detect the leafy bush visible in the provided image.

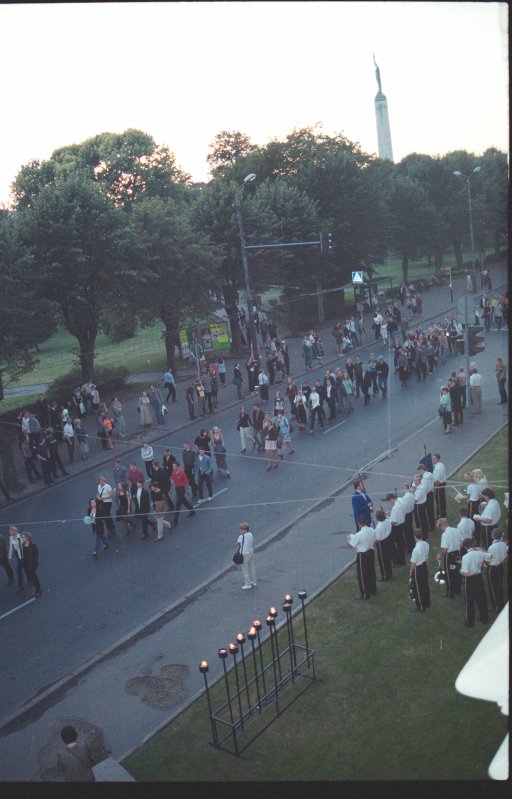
[47,366,129,402]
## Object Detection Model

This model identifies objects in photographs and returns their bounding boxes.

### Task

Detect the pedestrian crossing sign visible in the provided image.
[352,271,364,284]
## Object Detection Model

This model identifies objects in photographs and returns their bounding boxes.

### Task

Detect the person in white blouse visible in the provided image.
[457,507,475,541]
[432,453,447,518]
[412,475,429,537]
[437,518,464,599]
[236,522,257,590]
[374,509,392,582]
[477,488,501,549]
[460,539,489,627]
[464,469,488,546]
[409,530,430,613]
[347,517,377,600]
[418,464,435,531]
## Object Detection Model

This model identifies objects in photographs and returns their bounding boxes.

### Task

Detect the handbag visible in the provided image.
[233,535,244,564]
[438,403,445,417]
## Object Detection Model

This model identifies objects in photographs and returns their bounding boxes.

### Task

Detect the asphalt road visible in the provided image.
[0,321,508,733]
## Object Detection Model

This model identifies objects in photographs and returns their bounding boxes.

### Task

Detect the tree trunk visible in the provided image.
[401,254,409,285]
[163,318,177,373]
[223,285,244,356]
[78,333,97,383]
[434,251,443,273]
[453,240,463,270]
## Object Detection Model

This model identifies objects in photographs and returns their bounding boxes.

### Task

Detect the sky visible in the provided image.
[0,1,508,206]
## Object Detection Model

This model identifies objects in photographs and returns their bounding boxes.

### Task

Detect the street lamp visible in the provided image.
[453,167,481,294]
[234,173,260,362]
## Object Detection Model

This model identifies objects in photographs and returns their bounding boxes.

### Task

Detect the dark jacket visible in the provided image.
[133,487,151,514]
[22,542,39,573]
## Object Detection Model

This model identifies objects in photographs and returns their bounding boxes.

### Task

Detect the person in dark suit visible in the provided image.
[57,725,95,781]
[133,479,156,539]
[351,480,373,531]
[21,531,42,596]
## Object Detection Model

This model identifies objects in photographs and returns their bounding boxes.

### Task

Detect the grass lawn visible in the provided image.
[123,426,508,781]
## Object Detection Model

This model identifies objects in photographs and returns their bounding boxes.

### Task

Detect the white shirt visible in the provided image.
[389,502,405,525]
[97,482,113,503]
[63,422,74,438]
[374,519,392,541]
[411,540,429,566]
[237,531,254,555]
[440,526,463,553]
[413,483,427,505]
[467,478,487,501]
[469,372,483,388]
[486,540,508,567]
[399,491,415,514]
[309,391,321,409]
[420,471,434,492]
[141,446,154,462]
[461,549,487,576]
[457,517,475,538]
[480,498,501,526]
[432,462,446,482]
[348,526,376,552]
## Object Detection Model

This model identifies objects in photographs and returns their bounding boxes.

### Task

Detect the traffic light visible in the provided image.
[454,335,465,355]
[320,230,333,253]
[468,325,485,356]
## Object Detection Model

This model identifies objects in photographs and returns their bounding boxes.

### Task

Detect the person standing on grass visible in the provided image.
[432,453,447,519]
[233,363,244,400]
[409,530,431,613]
[346,516,377,600]
[460,538,489,627]
[374,508,393,582]
[485,530,508,613]
[437,518,463,599]
[236,522,257,590]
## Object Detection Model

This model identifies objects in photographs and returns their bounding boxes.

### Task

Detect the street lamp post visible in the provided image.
[453,166,481,294]
[234,173,259,363]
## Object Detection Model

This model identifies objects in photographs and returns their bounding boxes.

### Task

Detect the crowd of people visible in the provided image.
[346,460,508,626]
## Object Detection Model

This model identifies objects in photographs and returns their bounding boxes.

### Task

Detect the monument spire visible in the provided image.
[373,55,393,161]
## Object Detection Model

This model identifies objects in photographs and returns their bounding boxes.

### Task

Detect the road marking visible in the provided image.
[0,598,36,621]
[322,420,347,434]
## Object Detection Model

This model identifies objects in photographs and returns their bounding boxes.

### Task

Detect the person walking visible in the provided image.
[140,442,155,477]
[217,357,227,387]
[182,442,199,500]
[133,479,157,539]
[252,404,266,452]
[478,487,501,549]
[163,368,177,403]
[237,406,255,453]
[151,480,173,540]
[185,384,196,420]
[263,418,280,471]
[460,538,489,627]
[8,526,25,592]
[194,448,214,503]
[308,385,325,433]
[211,426,230,477]
[116,482,135,536]
[495,357,507,404]
[171,462,196,526]
[409,530,431,613]
[346,517,377,600]
[236,522,257,590]
[57,725,95,782]
[21,532,42,596]
[96,476,116,537]
[87,499,110,557]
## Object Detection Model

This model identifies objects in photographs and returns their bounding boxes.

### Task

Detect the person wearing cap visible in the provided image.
[485,530,508,612]
[460,538,489,627]
[469,363,483,415]
[347,516,377,600]
[409,530,431,612]
[57,725,95,781]
[437,518,463,599]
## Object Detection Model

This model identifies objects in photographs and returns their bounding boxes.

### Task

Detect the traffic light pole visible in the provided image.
[463,294,471,406]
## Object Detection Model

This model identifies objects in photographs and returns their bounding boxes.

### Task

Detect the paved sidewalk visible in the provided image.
[2,262,507,506]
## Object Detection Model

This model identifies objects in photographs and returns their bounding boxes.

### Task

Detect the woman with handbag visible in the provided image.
[211,426,230,478]
[235,522,257,590]
[138,391,153,427]
[439,386,452,434]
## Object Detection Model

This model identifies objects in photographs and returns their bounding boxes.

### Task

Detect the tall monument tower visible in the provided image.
[373,55,393,162]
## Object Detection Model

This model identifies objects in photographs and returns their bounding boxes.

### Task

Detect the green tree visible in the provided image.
[16,174,144,380]
[387,175,436,283]
[207,131,257,178]
[131,196,220,371]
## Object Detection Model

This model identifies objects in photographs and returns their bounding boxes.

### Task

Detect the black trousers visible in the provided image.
[24,458,41,483]
[356,549,377,598]
[435,483,447,518]
[443,551,461,598]
[326,396,336,420]
[414,503,429,537]
[403,512,415,554]
[390,523,406,566]
[198,473,213,498]
[468,500,481,546]
[376,538,392,581]
[464,573,488,627]
[97,504,116,535]
[184,466,198,498]
[23,564,41,592]
[412,562,430,611]
[0,557,14,583]
[173,487,194,524]
[50,453,67,477]
[165,383,176,402]
[309,406,325,430]
[481,524,495,550]
[426,491,435,530]
[487,564,505,611]
[140,513,156,537]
